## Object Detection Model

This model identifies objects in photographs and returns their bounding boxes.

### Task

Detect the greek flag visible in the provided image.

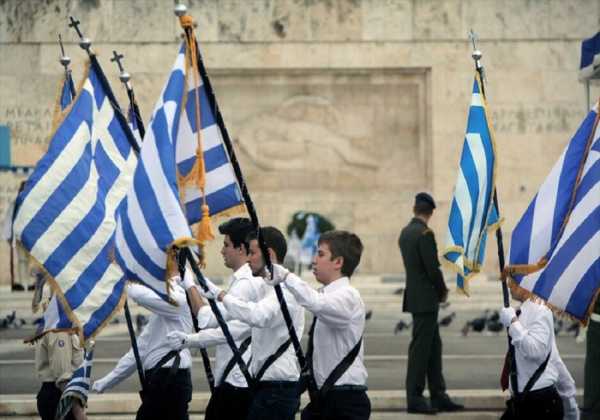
[443,74,499,295]
[31,70,77,315]
[115,44,197,299]
[56,346,94,420]
[59,69,76,110]
[579,32,600,81]
[14,56,138,342]
[176,42,244,225]
[507,104,600,321]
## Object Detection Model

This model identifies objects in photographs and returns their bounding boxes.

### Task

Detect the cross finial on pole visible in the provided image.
[58,34,66,57]
[69,16,92,52]
[58,34,71,69]
[468,29,486,95]
[68,16,83,38]
[468,29,479,52]
[110,50,131,85]
[468,29,483,71]
[111,51,125,73]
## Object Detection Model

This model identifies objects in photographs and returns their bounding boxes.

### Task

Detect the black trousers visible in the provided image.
[246,381,300,420]
[406,312,446,404]
[501,386,563,420]
[204,382,252,420]
[136,368,192,420]
[37,382,75,420]
[301,388,371,420]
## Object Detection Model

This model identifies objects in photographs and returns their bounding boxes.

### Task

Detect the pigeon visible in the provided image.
[486,319,504,333]
[394,320,411,335]
[488,310,500,323]
[461,310,490,336]
[470,316,487,333]
[393,287,405,295]
[0,311,25,329]
[438,312,455,327]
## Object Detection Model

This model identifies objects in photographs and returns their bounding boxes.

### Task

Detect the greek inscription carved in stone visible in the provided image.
[236,95,378,171]
[491,105,581,134]
[3,106,53,147]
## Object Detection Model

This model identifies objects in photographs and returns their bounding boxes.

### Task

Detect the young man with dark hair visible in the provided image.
[169,226,305,420]
[398,192,463,414]
[168,217,265,420]
[267,229,371,420]
[247,226,288,265]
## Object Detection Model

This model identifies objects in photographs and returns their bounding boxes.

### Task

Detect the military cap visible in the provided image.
[415,192,436,209]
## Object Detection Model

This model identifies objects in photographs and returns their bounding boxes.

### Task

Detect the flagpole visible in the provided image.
[469,30,518,395]
[68,16,139,154]
[468,32,509,307]
[58,34,76,99]
[182,10,310,386]
[180,246,254,387]
[67,19,146,394]
[110,50,145,140]
[103,49,151,395]
[173,5,253,389]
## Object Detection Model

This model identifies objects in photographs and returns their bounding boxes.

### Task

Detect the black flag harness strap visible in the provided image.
[218,336,252,386]
[305,317,365,400]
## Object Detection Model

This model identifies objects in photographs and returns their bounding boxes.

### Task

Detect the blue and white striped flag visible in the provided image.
[115,44,197,299]
[31,70,78,315]
[59,69,76,110]
[56,345,95,420]
[507,103,600,321]
[176,42,244,226]
[14,56,138,342]
[443,73,500,295]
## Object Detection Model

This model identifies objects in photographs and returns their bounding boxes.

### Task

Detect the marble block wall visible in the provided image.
[0,0,599,281]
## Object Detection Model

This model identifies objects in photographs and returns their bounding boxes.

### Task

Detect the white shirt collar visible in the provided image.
[233,263,252,280]
[322,276,350,294]
[227,263,254,291]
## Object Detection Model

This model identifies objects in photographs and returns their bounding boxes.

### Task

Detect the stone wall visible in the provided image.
[0,0,599,281]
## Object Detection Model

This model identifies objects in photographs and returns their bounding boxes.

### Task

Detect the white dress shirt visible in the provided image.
[94,281,193,391]
[196,264,265,387]
[285,274,368,388]
[508,299,561,393]
[222,285,305,382]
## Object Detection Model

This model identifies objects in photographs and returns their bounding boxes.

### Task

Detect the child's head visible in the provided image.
[246,226,287,276]
[313,230,363,284]
[218,218,254,270]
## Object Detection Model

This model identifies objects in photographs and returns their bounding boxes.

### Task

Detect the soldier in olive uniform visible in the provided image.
[582,298,600,420]
[398,192,463,414]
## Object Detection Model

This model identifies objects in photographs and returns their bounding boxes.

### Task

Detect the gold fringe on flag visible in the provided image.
[176,14,215,246]
[165,236,203,300]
